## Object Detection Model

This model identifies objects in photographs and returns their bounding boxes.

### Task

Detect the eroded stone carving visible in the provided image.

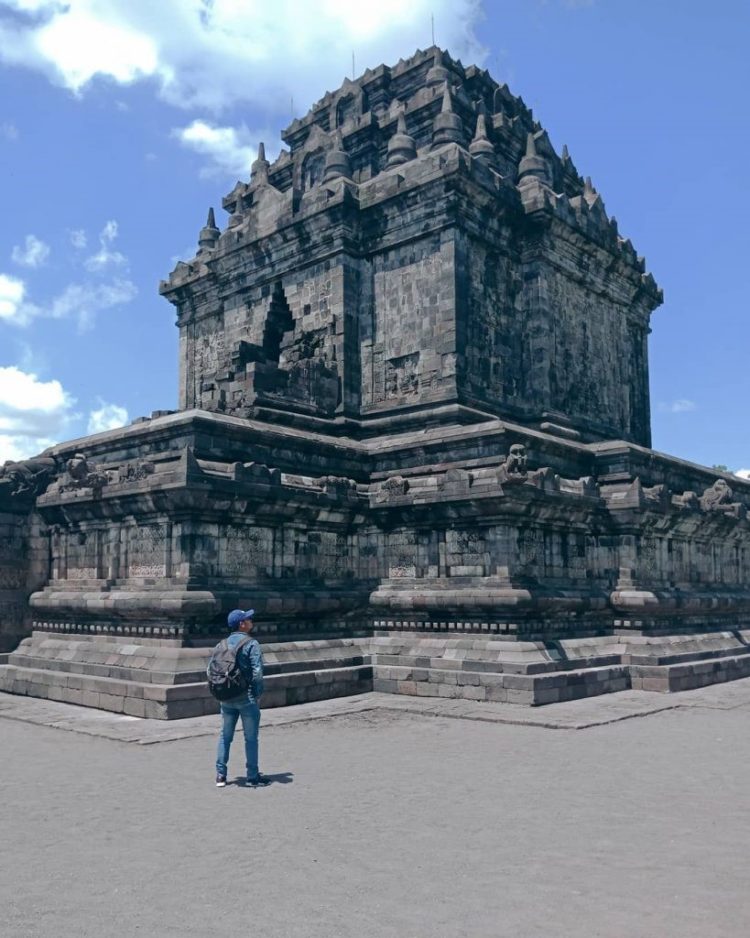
[700,478,744,518]
[319,475,357,497]
[674,490,700,510]
[378,476,410,500]
[701,478,733,510]
[120,460,155,483]
[497,444,528,483]
[643,483,670,509]
[0,455,59,498]
[58,454,109,495]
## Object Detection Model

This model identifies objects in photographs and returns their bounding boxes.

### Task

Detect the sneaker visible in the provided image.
[246,774,270,787]
[216,775,227,788]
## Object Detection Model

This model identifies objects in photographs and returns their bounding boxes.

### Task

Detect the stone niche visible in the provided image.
[1,47,749,717]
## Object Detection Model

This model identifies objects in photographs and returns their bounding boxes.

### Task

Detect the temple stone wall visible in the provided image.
[0,508,48,652]
[364,234,457,411]
[459,233,523,413]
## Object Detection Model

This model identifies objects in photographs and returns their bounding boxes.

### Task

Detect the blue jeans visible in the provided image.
[215,699,261,780]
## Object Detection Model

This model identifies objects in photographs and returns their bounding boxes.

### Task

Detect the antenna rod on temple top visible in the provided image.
[431,13,435,46]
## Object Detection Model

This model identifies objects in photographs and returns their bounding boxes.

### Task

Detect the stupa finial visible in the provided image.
[431,82,463,148]
[469,113,495,163]
[198,206,220,252]
[387,109,417,168]
[250,142,270,185]
[517,131,552,189]
[323,130,352,182]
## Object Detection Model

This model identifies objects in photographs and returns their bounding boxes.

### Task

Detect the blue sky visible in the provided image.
[0,0,748,474]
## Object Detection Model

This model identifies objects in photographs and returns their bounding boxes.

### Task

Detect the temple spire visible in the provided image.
[469,113,495,163]
[387,110,417,167]
[431,82,463,148]
[250,141,270,185]
[198,206,220,253]
[323,131,352,182]
[517,131,552,188]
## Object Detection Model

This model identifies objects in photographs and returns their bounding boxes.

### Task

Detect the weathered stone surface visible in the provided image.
[1,47,749,715]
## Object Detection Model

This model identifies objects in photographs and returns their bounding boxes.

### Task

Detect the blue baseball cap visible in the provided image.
[227,608,255,629]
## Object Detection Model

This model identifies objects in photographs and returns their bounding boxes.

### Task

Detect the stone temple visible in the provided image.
[2,48,750,717]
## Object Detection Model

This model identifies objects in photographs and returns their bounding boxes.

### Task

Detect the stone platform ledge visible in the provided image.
[4,630,750,717]
[3,679,750,746]
[0,662,372,720]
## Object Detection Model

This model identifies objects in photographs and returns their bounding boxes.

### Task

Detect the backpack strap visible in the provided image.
[229,634,252,658]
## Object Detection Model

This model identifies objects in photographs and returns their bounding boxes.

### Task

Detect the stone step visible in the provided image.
[0,662,372,719]
[7,649,370,686]
[371,650,620,675]
[630,654,750,693]
[372,663,630,705]
[625,644,750,667]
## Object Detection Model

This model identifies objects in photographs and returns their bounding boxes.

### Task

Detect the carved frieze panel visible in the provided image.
[388,530,418,578]
[639,536,660,581]
[221,526,273,578]
[517,527,544,574]
[128,524,167,578]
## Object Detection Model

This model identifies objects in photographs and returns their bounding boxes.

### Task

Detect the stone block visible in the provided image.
[396,680,417,695]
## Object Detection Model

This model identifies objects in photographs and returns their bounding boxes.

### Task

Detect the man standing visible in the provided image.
[214,608,269,788]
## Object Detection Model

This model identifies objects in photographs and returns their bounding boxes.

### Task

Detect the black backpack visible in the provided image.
[206,635,252,701]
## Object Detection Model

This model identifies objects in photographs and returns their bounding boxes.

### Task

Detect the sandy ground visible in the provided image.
[1,702,749,938]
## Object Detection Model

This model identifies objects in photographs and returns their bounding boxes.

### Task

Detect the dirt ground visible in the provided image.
[1,703,749,938]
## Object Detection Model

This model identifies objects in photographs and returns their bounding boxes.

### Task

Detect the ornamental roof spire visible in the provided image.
[517,132,552,188]
[469,112,495,163]
[431,82,463,148]
[197,206,220,253]
[250,142,270,185]
[386,110,417,167]
[323,131,352,181]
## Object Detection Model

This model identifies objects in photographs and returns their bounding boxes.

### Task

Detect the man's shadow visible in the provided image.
[230,772,294,787]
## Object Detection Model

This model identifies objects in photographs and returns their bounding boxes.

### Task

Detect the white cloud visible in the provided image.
[84,219,126,272]
[0,364,77,462]
[172,120,272,178]
[0,1,484,111]
[0,121,19,141]
[1,220,136,329]
[735,469,750,481]
[658,399,696,414]
[0,273,26,321]
[46,278,138,331]
[11,234,50,268]
[87,400,129,434]
[69,228,87,250]
[1,276,137,330]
